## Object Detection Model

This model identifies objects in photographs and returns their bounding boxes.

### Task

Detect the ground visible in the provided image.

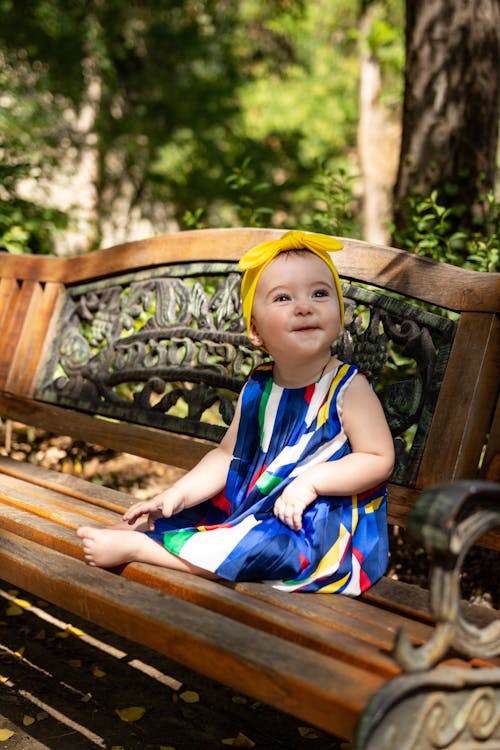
[0,427,497,749]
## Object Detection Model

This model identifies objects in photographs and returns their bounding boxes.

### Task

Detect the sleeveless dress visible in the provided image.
[147,362,389,594]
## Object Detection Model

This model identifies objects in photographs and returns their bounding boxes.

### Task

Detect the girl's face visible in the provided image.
[249,251,341,360]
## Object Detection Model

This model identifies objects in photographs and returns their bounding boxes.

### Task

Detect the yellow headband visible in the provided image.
[238,230,344,336]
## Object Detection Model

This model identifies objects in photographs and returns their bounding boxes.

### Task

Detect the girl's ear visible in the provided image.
[248,320,264,348]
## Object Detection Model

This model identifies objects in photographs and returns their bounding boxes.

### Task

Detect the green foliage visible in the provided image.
[7,0,497,272]
[0,45,70,253]
[0,195,68,255]
[305,166,361,237]
[224,158,274,227]
[391,189,500,272]
[0,0,378,249]
[0,163,68,255]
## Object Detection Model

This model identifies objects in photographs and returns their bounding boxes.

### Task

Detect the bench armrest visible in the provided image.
[393,480,500,671]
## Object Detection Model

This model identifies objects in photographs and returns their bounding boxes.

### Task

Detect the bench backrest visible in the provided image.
[1,228,499,531]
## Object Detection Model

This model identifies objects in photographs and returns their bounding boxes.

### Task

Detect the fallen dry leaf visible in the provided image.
[221,732,256,748]
[298,726,321,739]
[92,666,106,678]
[0,729,14,742]
[115,706,146,723]
[179,690,199,703]
[22,716,35,727]
[6,604,24,617]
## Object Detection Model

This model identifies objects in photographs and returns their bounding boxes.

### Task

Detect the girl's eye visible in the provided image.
[273,293,290,302]
[313,288,330,298]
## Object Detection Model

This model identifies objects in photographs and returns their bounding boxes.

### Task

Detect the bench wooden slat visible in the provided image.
[0,499,419,668]
[3,478,497,677]
[417,312,500,487]
[0,280,39,389]
[5,281,64,396]
[0,394,211,468]
[0,459,441,640]
[3,230,499,311]
[0,461,128,518]
[2,455,498,649]
[0,410,442,535]
[0,277,20,331]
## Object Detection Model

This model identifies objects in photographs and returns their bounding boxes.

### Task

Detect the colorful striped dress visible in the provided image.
[147,362,389,594]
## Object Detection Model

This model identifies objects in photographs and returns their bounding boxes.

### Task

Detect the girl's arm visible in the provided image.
[273,373,394,530]
[123,392,243,526]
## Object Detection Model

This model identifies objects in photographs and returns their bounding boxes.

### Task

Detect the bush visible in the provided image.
[390,188,499,272]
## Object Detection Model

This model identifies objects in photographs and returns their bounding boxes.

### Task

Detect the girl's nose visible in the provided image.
[294,296,313,315]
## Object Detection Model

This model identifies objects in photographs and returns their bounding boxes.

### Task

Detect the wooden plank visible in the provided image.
[2,230,499,312]
[0,277,19,331]
[0,494,418,665]
[365,576,500,631]
[234,581,435,646]
[2,481,496,665]
[0,453,420,530]
[0,454,131,513]
[5,281,64,396]
[0,467,450,656]
[385,485,419,526]
[0,279,38,389]
[0,478,122,528]
[0,530,384,740]
[481,393,500,482]
[417,312,500,486]
[0,420,426,533]
[0,393,212,469]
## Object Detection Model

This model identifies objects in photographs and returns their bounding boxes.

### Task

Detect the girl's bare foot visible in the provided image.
[77,526,145,567]
[76,526,219,579]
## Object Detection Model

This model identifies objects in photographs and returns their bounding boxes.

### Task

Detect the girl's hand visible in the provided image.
[123,488,186,530]
[273,477,317,531]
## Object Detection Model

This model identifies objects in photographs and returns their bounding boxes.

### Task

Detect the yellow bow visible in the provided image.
[238,230,344,336]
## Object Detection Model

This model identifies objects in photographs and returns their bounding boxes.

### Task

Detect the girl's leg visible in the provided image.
[76,526,218,579]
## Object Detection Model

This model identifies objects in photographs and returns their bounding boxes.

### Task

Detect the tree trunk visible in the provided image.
[358,7,399,246]
[394,0,500,232]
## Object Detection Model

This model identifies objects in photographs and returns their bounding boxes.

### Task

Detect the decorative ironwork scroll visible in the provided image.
[393,481,500,672]
[36,262,456,485]
[354,667,500,750]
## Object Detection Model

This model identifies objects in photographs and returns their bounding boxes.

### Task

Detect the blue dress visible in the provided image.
[147,362,389,594]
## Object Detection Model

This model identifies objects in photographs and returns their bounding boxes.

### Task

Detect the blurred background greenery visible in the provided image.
[0,0,498,270]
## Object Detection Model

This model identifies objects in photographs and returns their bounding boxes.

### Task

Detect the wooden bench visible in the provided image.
[0,228,499,749]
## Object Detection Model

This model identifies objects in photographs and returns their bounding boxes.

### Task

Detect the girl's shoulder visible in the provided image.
[336,361,371,384]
